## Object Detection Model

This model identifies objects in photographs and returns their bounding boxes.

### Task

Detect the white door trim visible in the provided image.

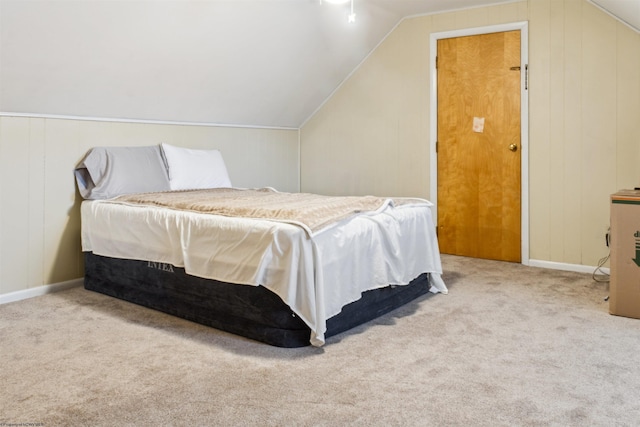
[429,21,530,265]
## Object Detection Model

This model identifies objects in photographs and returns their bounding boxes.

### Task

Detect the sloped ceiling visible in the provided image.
[589,0,640,32]
[1,0,637,128]
[0,0,520,128]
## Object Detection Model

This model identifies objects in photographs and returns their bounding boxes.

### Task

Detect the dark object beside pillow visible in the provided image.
[75,145,170,199]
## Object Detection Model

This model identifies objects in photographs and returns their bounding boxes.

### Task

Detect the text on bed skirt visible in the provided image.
[147,261,175,273]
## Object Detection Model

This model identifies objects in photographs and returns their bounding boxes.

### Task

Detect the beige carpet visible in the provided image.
[1,254,639,426]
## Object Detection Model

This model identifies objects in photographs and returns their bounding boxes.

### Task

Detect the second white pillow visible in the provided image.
[161,143,232,190]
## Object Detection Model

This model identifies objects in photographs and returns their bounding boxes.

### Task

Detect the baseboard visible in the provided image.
[0,278,84,305]
[528,259,609,275]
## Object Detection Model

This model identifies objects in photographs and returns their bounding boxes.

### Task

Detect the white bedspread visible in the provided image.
[81,193,446,346]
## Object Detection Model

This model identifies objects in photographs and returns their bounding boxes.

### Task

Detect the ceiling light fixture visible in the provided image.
[348,0,356,23]
[322,0,356,23]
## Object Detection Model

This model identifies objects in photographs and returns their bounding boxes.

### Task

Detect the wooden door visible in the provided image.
[437,31,521,262]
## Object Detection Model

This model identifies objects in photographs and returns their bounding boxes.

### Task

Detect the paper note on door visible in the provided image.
[473,117,485,133]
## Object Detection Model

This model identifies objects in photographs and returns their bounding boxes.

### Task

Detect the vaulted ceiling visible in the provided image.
[0,0,638,128]
[590,0,640,32]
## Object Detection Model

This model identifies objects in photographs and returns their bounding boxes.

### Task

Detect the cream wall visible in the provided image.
[300,0,640,268]
[0,116,299,298]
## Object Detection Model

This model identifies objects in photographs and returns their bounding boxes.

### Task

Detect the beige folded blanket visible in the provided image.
[114,188,422,234]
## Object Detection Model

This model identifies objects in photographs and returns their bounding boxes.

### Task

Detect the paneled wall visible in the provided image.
[0,116,299,297]
[300,0,640,268]
[528,0,640,266]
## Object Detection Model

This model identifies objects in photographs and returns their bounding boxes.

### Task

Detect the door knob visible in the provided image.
[509,144,518,152]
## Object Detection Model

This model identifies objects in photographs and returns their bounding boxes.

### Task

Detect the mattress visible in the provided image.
[81,189,446,346]
[84,252,434,347]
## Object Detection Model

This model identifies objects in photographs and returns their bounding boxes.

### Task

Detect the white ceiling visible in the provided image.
[0,0,638,128]
[590,0,640,32]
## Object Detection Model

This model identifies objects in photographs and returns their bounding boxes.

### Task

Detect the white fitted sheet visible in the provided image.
[81,195,446,346]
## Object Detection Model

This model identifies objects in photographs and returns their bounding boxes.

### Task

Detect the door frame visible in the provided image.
[429,21,530,265]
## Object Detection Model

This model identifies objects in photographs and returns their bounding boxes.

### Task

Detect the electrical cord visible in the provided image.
[592,252,610,283]
[593,226,611,284]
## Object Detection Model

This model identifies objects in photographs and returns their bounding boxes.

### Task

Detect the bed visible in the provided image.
[75,144,447,347]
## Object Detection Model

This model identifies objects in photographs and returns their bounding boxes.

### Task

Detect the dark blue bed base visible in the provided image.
[84,252,432,347]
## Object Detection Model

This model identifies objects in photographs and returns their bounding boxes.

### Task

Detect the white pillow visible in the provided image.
[161,143,232,190]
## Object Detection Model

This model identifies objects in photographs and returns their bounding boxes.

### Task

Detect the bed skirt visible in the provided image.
[83,252,432,347]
